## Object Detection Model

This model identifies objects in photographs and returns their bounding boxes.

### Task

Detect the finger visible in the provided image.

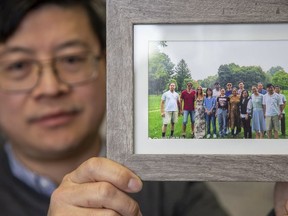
[48,204,122,216]
[64,157,142,193]
[285,201,288,215]
[51,182,142,216]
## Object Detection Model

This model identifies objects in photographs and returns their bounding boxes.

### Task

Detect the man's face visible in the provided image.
[226,83,232,89]
[215,84,220,90]
[169,83,175,91]
[267,86,274,94]
[275,87,280,94]
[0,5,106,159]
[187,83,192,90]
[239,82,244,89]
[258,83,263,90]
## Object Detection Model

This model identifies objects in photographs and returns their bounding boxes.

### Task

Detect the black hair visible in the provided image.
[205,87,212,97]
[266,83,274,88]
[240,89,249,101]
[0,0,106,50]
[214,82,219,85]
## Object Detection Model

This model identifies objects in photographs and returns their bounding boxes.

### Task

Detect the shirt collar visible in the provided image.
[4,142,106,197]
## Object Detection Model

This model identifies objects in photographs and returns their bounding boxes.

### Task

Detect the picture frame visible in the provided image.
[107,0,288,181]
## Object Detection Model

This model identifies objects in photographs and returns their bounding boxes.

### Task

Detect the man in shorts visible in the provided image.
[263,83,284,139]
[180,82,196,138]
[161,83,181,138]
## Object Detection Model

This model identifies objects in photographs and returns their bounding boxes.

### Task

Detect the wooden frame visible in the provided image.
[107,0,288,181]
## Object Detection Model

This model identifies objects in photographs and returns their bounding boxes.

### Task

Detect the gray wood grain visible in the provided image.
[107,0,288,181]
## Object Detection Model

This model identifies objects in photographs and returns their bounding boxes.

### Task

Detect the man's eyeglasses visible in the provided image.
[0,51,102,92]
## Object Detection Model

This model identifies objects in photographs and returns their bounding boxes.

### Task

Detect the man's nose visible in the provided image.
[31,65,70,98]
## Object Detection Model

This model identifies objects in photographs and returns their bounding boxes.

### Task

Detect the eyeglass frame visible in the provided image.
[0,51,103,93]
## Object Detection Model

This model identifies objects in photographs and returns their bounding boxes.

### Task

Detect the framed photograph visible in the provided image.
[107,0,288,181]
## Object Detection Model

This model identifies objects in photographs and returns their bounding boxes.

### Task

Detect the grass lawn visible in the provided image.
[148,93,288,139]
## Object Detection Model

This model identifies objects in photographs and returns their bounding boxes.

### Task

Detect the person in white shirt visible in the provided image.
[263,83,284,139]
[212,82,221,98]
[160,83,181,138]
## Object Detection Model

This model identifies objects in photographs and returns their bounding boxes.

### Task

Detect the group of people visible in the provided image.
[160,81,286,139]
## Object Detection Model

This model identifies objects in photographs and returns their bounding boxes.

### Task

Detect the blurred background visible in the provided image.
[208,182,274,216]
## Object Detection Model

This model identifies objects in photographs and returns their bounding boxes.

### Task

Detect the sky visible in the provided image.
[156,40,288,81]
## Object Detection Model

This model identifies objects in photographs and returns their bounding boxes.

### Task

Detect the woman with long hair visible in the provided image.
[248,86,266,138]
[204,88,217,138]
[229,88,241,137]
[194,86,206,139]
[240,90,252,138]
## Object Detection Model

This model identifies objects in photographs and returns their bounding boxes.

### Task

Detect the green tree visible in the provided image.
[198,74,218,89]
[267,66,284,76]
[217,64,233,87]
[148,51,175,94]
[272,71,288,90]
[217,63,267,90]
[173,59,192,92]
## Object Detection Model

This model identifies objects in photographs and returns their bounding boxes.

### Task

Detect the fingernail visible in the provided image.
[128,178,142,192]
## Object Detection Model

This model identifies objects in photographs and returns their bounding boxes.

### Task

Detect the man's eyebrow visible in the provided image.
[0,47,34,58]
[53,40,90,52]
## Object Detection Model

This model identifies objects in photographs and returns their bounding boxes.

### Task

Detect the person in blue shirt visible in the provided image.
[258,82,267,95]
[204,88,217,138]
[225,82,233,97]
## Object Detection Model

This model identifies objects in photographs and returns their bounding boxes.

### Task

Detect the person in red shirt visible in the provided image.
[180,82,196,138]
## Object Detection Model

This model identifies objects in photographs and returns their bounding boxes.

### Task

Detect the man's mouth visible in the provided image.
[28,108,82,128]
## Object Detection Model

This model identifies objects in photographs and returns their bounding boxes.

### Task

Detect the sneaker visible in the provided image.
[206,134,211,139]
[213,134,217,138]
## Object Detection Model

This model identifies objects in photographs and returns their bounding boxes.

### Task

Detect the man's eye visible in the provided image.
[5,61,33,73]
[60,55,86,65]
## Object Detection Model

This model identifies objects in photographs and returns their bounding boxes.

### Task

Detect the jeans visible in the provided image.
[217,109,227,137]
[182,110,195,125]
[206,113,216,135]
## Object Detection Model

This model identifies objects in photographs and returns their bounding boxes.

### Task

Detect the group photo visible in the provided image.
[148,40,288,139]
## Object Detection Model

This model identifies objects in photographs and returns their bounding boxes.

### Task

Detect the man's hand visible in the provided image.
[48,157,143,216]
[274,182,288,216]
[161,112,165,117]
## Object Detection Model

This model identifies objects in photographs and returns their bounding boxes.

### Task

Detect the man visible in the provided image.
[237,81,245,95]
[225,82,233,134]
[0,0,230,215]
[263,84,284,139]
[258,82,267,95]
[212,82,221,98]
[180,82,196,138]
[275,85,286,136]
[160,82,181,138]
[216,88,230,138]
